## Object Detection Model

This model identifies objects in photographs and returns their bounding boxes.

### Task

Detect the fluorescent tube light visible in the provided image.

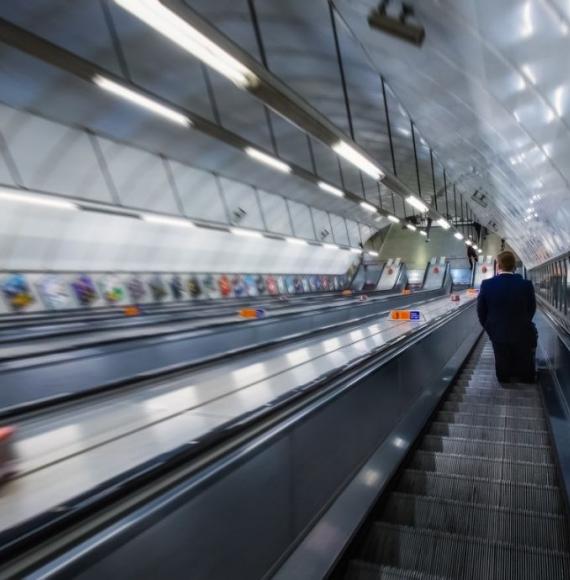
[387,214,400,223]
[0,189,77,210]
[406,224,417,231]
[230,227,263,238]
[143,214,194,228]
[318,181,344,197]
[93,75,190,126]
[286,237,308,246]
[112,0,257,88]
[437,218,450,230]
[332,141,384,180]
[322,243,338,250]
[368,250,379,257]
[360,201,377,213]
[472,244,478,250]
[350,248,362,254]
[245,147,291,173]
[478,249,483,254]
[465,240,473,246]
[419,230,427,236]
[454,232,464,240]
[405,195,429,212]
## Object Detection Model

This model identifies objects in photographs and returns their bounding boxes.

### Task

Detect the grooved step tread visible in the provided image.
[409,450,557,486]
[435,410,546,430]
[345,560,448,580]
[360,522,570,579]
[420,435,553,464]
[396,469,563,514]
[379,491,570,552]
[441,401,544,418]
[427,422,549,446]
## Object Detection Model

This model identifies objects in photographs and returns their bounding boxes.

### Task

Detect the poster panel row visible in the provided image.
[0,272,349,313]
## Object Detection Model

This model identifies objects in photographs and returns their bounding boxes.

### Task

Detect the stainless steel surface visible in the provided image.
[0,293,473,538]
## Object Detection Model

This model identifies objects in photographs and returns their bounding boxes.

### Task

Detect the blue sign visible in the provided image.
[409,310,421,321]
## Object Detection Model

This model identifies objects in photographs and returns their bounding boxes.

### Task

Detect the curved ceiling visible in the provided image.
[0,0,568,267]
[333,0,570,266]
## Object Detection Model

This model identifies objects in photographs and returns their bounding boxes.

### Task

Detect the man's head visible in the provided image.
[497,250,516,273]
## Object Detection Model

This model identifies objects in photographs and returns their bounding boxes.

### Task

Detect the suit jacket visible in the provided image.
[477,273,536,345]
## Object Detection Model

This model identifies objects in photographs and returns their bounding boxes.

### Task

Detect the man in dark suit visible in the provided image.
[477,250,537,383]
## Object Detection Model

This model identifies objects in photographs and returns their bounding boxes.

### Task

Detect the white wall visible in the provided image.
[0,201,356,274]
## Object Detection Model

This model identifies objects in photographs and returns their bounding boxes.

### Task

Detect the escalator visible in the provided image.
[340,337,570,579]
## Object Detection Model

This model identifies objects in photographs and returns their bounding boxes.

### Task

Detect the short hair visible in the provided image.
[497,250,516,272]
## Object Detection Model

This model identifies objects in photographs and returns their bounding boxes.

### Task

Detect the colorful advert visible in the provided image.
[2,274,35,311]
[72,274,98,307]
[37,275,73,310]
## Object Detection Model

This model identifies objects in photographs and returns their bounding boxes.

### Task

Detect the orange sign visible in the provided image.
[467,288,479,296]
[390,310,421,321]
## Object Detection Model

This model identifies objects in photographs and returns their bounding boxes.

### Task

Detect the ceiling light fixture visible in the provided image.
[368,250,379,257]
[465,240,473,246]
[360,201,377,213]
[143,214,194,228]
[406,223,417,231]
[437,218,450,230]
[322,243,338,250]
[405,195,429,212]
[93,75,191,126]
[286,237,308,246]
[478,248,483,254]
[454,232,464,240]
[317,181,344,197]
[112,0,257,88]
[0,189,77,210]
[521,64,536,85]
[332,141,384,180]
[230,227,263,238]
[387,214,400,223]
[419,230,427,236]
[350,248,362,254]
[245,147,291,173]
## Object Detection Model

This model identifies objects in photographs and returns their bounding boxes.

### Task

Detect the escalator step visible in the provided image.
[420,435,553,464]
[427,422,550,446]
[409,450,557,486]
[360,522,570,579]
[447,392,541,406]
[435,410,546,430]
[441,401,543,418]
[379,492,570,552]
[396,469,563,513]
[453,383,538,397]
[344,560,447,580]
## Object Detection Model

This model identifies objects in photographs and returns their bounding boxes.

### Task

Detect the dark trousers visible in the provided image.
[491,341,536,383]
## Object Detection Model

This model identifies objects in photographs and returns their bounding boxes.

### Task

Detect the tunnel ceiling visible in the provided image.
[0,0,569,267]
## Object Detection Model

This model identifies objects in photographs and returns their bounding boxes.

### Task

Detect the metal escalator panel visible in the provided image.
[344,339,570,580]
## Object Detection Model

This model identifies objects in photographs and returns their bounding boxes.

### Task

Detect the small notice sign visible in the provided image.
[390,310,421,321]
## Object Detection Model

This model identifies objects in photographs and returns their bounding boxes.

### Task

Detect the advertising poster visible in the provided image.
[276,276,287,295]
[149,275,168,302]
[170,274,185,301]
[188,275,203,299]
[321,275,330,291]
[285,276,296,294]
[127,276,146,303]
[37,275,73,310]
[243,274,258,297]
[293,276,304,294]
[218,274,232,298]
[99,275,125,305]
[302,277,311,293]
[200,274,219,299]
[265,275,278,296]
[231,274,246,298]
[255,274,266,296]
[71,274,98,307]
[2,274,35,311]
[309,275,319,292]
